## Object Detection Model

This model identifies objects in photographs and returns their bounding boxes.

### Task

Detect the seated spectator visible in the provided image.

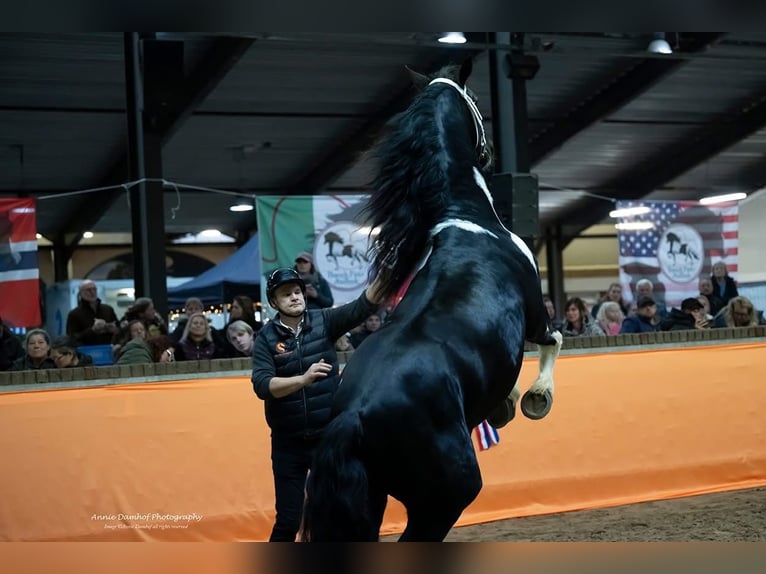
[562,297,605,337]
[175,312,221,361]
[349,313,382,348]
[50,336,94,368]
[626,301,638,318]
[713,296,762,328]
[590,282,629,319]
[543,296,564,331]
[147,335,176,363]
[225,320,255,357]
[635,279,667,319]
[10,328,56,371]
[0,315,24,371]
[294,252,334,309]
[698,277,725,316]
[660,298,710,331]
[221,295,260,356]
[696,295,715,323]
[121,297,168,339]
[335,334,354,352]
[619,297,659,334]
[595,301,625,335]
[171,297,204,343]
[114,320,153,365]
[711,262,739,305]
[66,280,119,346]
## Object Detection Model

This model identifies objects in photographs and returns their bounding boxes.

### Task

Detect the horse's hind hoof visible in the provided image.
[487,397,517,429]
[520,389,553,420]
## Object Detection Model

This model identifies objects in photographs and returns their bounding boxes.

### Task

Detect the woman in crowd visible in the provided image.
[225,320,255,357]
[114,319,153,365]
[50,336,94,368]
[590,282,629,319]
[121,297,168,339]
[595,301,625,335]
[175,312,221,361]
[562,297,605,337]
[713,296,762,328]
[11,328,56,371]
[711,262,739,306]
[148,335,176,363]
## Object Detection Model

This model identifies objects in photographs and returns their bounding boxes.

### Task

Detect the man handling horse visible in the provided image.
[251,267,384,541]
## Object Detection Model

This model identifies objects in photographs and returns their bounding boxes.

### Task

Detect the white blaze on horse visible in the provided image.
[302,60,563,542]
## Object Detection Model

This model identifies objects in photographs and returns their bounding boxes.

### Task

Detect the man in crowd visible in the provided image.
[66,280,119,345]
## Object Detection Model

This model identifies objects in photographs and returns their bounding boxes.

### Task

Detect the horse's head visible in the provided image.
[406,60,492,169]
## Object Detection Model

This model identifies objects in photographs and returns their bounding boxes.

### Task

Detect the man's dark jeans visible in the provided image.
[269,434,319,542]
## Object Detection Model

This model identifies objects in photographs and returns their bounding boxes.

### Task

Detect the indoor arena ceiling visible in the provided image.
[3,32,766,248]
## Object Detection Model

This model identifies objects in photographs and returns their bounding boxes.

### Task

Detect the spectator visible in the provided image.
[698,277,725,316]
[171,297,204,343]
[595,301,625,335]
[710,262,739,305]
[175,312,221,361]
[562,297,605,337]
[590,282,629,319]
[349,313,382,348]
[294,252,334,309]
[114,320,153,365]
[226,320,255,357]
[619,297,659,334]
[50,336,94,368]
[712,296,762,328]
[697,295,716,324]
[660,298,710,331]
[121,297,167,339]
[66,280,119,346]
[0,315,24,371]
[221,295,260,356]
[147,335,176,363]
[10,328,56,371]
[635,279,667,319]
[543,297,564,331]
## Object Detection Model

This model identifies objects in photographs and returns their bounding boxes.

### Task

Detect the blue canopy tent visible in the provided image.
[167,234,261,308]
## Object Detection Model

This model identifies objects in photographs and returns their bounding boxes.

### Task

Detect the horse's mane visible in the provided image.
[364,65,479,302]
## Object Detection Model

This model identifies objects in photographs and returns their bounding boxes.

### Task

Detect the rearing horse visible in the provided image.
[302,60,563,542]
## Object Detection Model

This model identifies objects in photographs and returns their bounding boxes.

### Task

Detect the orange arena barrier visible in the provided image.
[0,342,764,541]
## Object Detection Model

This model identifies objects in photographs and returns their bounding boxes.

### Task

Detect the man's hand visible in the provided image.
[92,318,106,332]
[302,358,331,386]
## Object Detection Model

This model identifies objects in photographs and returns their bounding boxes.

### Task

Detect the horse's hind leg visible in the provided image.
[520,330,562,420]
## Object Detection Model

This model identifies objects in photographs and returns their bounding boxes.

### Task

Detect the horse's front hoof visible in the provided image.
[487,397,516,429]
[520,389,553,420]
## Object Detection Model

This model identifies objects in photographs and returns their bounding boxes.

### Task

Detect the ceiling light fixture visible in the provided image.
[647,32,672,54]
[438,32,467,45]
[83,231,94,239]
[199,229,223,238]
[229,203,254,212]
[699,192,747,205]
[615,222,655,231]
[609,206,651,218]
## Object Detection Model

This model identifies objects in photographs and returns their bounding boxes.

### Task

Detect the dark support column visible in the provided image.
[52,238,71,282]
[488,32,541,249]
[545,224,566,321]
[124,33,169,319]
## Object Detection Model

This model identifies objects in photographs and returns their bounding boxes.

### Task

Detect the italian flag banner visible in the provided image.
[256,195,372,317]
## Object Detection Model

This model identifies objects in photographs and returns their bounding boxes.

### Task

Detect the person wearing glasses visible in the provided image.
[251,267,384,541]
[66,280,119,346]
[50,336,94,368]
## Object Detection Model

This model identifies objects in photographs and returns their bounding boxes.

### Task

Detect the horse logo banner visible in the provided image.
[617,200,738,308]
[256,195,372,315]
[0,198,41,327]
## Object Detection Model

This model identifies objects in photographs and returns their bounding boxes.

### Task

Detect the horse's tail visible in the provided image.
[301,412,371,542]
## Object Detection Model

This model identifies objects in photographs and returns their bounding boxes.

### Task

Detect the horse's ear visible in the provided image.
[458,59,473,86]
[406,66,430,91]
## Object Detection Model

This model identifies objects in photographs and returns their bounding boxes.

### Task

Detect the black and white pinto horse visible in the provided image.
[302,61,563,542]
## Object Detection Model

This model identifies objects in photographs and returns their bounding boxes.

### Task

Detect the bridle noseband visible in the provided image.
[428,77,489,167]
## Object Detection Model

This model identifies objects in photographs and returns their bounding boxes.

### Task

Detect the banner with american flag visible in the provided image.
[0,198,41,327]
[617,200,738,309]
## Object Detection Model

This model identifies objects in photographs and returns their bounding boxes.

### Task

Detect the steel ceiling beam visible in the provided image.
[49,36,255,248]
[556,85,766,245]
[285,46,487,196]
[530,33,726,166]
